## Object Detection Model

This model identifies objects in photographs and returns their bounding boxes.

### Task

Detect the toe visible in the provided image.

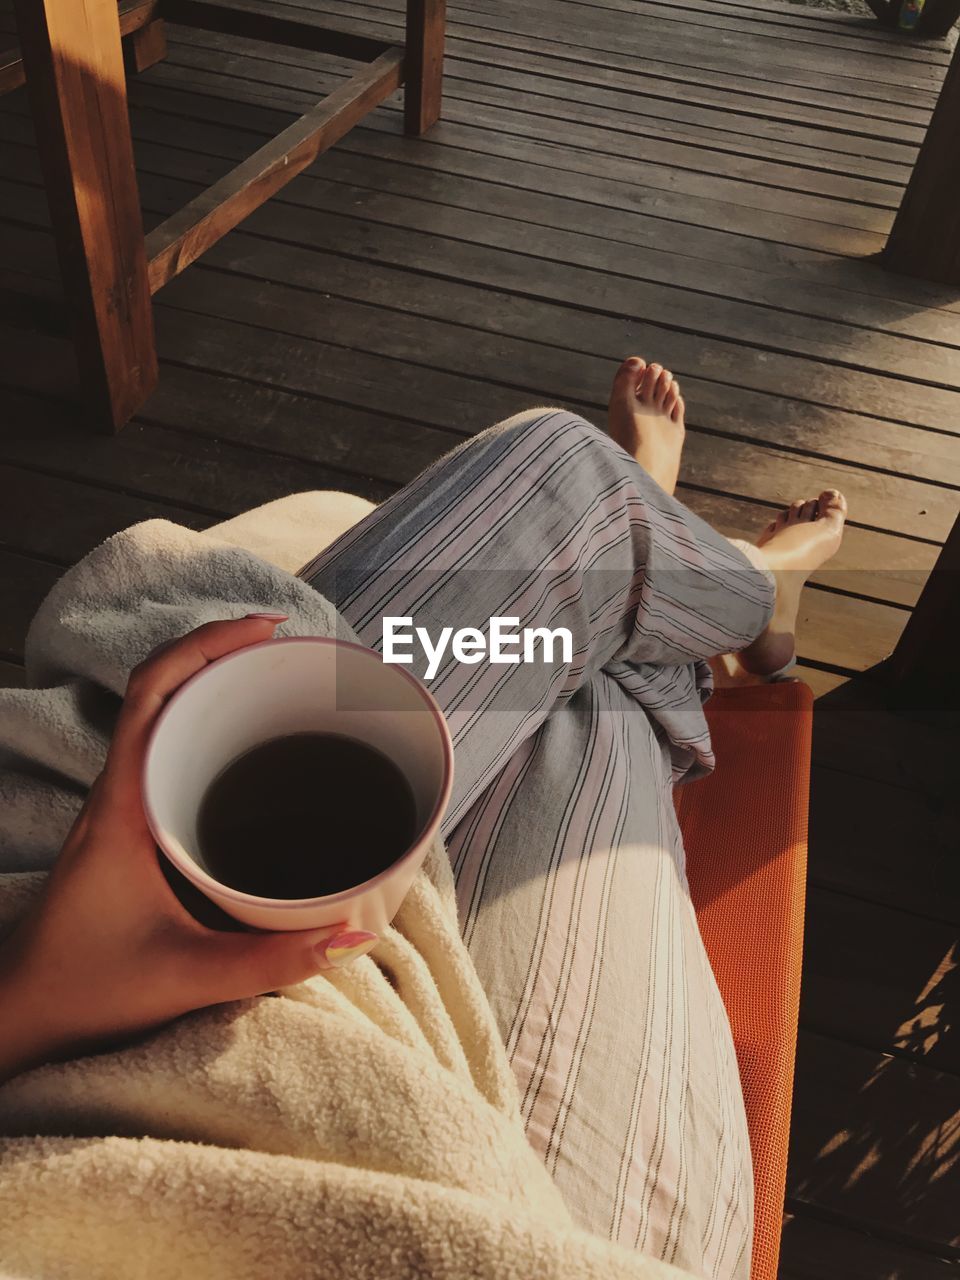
[614,356,645,391]
[640,363,662,403]
[655,369,673,409]
[786,500,805,525]
[800,499,819,522]
[818,488,848,524]
[671,395,685,425]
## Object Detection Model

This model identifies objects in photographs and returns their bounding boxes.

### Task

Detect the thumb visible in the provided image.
[197,924,381,1002]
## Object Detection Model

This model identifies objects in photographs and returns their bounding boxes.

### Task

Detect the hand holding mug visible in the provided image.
[0,617,377,1084]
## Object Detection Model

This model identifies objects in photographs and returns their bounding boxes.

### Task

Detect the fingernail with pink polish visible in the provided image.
[244,611,289,621]
[317,930,378,968]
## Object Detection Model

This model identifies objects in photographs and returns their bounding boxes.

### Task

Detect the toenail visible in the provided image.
[627,357,642,367]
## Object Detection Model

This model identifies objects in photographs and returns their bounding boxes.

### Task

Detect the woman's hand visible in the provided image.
[0,616,377,1084]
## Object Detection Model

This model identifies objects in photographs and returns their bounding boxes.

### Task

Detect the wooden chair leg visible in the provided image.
[123,17,167,75]
[404,0,445,136]
[13,0,158,432]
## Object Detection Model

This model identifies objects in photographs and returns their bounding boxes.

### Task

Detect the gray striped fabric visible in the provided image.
[299,409,775,1280]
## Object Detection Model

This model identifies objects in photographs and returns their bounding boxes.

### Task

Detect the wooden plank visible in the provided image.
[0,371,398,503]
[788,1031,960,1252]
[134,364,444,491]
[454,0,956,63]
[0,463,213,564]
[780,1211,959,1280]
[149,281,956,535]
[451,0,953,73]
[0,658,26,688]
[448,0,952,86]
[809,764,959,923]
[12,0,157,430]
[403,0,445,135]
[547,0,954,52]
[148,331,919,676]
[216,195,960,392]
[886,40,960,285]
[153,255,960,486]
[298,0,948,102]
[7,126,933,408]
[9,73,911,337]
[292,109,960,312]
[800,887,960,1073]
[0,299,932,615]
[122,73,901,261]
[145,46,405,290]
[0,43,24,97]
[161,27,919,181]
[76,99,959,345]
[144,55,899,237]
[435,13,942,120]
[662,0,941,37]
[167,13,942,145]
[2,196,948,566]
[0,548,62,659]
[811,676,956,791]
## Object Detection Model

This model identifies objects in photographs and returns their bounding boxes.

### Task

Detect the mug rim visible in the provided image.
[142,635,455,912]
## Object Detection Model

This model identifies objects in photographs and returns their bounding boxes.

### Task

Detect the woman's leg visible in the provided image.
[445,668,754,1280]
[298,362,846,1278]
[299,403,777,831]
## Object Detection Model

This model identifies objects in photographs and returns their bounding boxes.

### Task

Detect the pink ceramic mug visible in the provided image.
[143,636,454,933]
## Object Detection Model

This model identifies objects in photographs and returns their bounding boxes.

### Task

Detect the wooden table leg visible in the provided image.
[404,0,445,136]
[883,37,960,285]
[13,0,158,432]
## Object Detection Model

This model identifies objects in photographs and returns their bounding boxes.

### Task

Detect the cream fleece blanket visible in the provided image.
[0,493,692,1280]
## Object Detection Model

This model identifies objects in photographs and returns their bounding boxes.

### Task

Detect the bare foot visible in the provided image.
[607,356,685,495]
[737,489,848,676]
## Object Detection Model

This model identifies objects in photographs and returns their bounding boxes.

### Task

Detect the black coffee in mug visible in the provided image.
[196,731,419,899]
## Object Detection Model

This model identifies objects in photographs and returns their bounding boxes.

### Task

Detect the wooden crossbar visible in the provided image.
[8,0,444,429]
[145,46,405,291]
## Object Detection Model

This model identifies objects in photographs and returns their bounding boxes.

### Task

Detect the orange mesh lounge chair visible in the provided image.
[675,680,812,1280]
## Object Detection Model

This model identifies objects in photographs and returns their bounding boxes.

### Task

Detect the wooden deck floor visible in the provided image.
[0,0,958,1274]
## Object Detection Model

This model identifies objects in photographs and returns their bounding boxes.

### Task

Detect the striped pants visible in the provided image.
[298,410,775,1280]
